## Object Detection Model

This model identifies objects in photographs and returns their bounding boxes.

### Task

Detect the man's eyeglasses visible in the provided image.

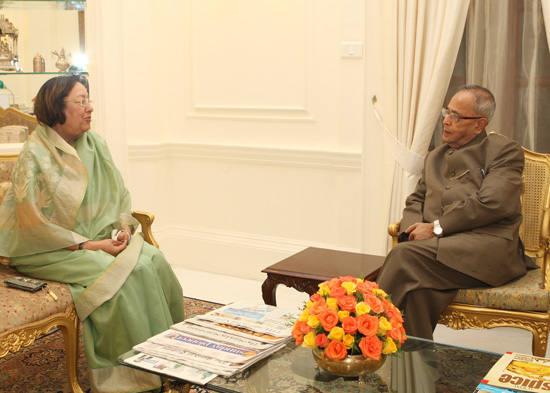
[442,107,484,123]
[64,98,93,107]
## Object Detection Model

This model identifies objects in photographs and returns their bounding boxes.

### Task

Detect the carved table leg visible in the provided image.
[262,273,324,306]
[262,274,281,306]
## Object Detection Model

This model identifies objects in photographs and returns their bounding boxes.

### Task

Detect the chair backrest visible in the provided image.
[520,147,550,288]
[0,153,17,184]
[0,107,38,134]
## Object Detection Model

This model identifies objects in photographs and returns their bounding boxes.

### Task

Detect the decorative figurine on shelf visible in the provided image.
[0,15,20,71]
[33,54,45,72]
[51,48,71,72]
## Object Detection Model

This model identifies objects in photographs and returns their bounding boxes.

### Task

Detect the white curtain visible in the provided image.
[374,0,470,232]
[463,0,550,151]
[544,0,550,49]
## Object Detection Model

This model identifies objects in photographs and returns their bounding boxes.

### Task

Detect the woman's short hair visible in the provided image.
[34,75,89,127]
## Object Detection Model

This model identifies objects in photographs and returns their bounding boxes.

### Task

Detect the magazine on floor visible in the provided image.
[480,352,550,392]
[128,301,298,383]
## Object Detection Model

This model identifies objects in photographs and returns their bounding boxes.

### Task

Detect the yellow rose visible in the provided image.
[372,288,387,298]
[356,278,364,283]
[377,316,392,336]
[307,314,320,329]
[355,301,370,316]
[327,326,345,342]
[341,281,357,295]
[338,310,350,322]
[305,300,314,310]
[327,297,339,310]
[382,338,397,355]
[343,334,355,349]
[318,284,331,297]
[299,309,310,322]
[302,332,318,348]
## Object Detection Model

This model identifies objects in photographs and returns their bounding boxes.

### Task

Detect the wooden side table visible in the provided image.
[261,247,385,306]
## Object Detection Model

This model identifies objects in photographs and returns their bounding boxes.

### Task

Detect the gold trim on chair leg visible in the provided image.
[439,303,549,357]
[0,305,84,393]
[132,210,159,248]
[56,306,84,393]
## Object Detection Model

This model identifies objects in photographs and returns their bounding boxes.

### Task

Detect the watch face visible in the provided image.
[434,227,443,235]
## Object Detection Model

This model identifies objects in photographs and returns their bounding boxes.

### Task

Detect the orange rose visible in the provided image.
[308,298,328,316]
[357,314,379,337]
[318,308,339,331]
[341,316,358,335]
[325,278,342,290]
[324,340,348,360]
[315,333,330,348]
[386,322,407,344]
[356,281,379,294]
[294,320,311,336]
[363,292,384,314]
[358,335,383,360]
[385,302,404,324]
[339,275,357,283]
[330,286,346,298]
[310,293,322,302]
[292,323,305,345]
[338,295,358,312]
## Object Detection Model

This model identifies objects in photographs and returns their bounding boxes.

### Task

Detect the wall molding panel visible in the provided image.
[152,222,360,280]
[128,142,362,171]
[185,0,314,121]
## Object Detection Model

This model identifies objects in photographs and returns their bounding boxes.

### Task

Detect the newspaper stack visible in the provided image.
[124,301,297,385]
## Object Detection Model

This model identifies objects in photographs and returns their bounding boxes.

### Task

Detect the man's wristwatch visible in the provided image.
[433,220,444,237]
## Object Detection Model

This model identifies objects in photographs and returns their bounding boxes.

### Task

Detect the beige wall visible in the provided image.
[86,0,391,280]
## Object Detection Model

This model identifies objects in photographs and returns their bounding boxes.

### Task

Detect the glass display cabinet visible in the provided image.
[0,0,87,112]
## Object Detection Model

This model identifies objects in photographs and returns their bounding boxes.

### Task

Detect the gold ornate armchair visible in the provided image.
[0,108,159,392]
[388,146,550,357]
[0,106,38,137]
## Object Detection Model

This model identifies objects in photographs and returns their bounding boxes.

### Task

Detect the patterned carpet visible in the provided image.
[0,297,222,393]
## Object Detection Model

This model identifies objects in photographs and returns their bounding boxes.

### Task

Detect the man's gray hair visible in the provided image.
[455,84,496,123]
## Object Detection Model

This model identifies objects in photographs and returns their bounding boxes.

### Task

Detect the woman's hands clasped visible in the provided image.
[68,226,133,256]
[82,239,128,256]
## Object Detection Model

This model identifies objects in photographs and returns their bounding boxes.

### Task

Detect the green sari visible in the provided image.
[0,125,185,392]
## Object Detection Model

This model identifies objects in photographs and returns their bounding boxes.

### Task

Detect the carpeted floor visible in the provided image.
[0,297,222,393]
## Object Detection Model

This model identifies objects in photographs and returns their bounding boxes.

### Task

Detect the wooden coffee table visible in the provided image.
[261,247,385,306]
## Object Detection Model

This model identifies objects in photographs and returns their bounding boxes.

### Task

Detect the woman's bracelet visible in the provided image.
[78,242,85,250]
[117,230,132,243]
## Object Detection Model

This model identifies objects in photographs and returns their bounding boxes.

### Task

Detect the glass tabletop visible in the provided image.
[118,336,502,393]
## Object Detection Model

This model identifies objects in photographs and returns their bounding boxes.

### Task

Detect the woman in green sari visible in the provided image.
[0,75,185,392]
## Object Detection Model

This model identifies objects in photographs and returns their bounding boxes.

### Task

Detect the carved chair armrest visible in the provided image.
[131,210,159,248]
[388,222,401,248]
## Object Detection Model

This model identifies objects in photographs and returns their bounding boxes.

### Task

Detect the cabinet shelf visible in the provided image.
[0,0,87,109]
[0,1,85,11]
[0,71,88,75]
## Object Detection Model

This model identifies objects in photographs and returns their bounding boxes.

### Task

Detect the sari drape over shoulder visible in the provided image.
[0,126,185,393]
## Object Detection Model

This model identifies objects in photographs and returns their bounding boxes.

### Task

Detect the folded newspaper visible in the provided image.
[130,301,298,384]
[480,352,550,392]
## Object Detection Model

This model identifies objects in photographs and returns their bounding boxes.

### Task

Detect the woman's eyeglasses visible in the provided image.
[64,98,93,107]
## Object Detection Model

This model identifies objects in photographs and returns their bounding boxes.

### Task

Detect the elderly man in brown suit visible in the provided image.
[376,85,535,339]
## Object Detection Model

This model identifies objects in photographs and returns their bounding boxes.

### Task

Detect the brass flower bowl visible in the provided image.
[312,348,386,377]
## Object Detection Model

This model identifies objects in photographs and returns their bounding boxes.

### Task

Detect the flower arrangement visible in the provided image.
[292,276,407,361]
